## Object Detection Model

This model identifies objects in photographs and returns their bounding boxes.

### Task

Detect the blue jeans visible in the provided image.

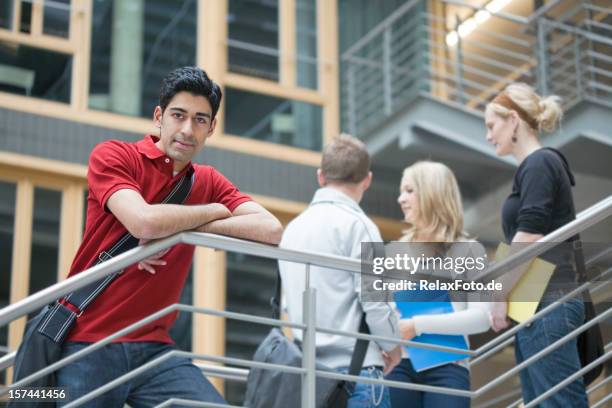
[337,367,391,408]
[57,342,226,407]
[515,297,589,407]
[385,359,470,408]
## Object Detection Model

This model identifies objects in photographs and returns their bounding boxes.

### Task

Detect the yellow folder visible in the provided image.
[493,243,556,323]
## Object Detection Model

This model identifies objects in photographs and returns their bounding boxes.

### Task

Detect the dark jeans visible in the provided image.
[385,359,470,408]
[57,342,226,407]
[515,297,589,407]
[337,366,391,408]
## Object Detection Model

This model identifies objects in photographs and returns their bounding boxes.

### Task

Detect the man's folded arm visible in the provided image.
[107,188,232,239]
[197,201,283,245]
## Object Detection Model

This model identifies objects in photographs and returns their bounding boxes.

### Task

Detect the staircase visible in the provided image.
[342,0,612,244]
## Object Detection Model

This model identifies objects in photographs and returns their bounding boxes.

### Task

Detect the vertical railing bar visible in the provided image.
[301,263,316,408]
[454,16,464,105]
[346,62,357,136]
[584,2,598,100]
[537,18,549,95]
[383,26,392,116]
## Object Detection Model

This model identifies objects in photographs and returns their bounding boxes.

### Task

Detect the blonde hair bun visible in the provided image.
[487,83,564,134]
[537,95,563,133]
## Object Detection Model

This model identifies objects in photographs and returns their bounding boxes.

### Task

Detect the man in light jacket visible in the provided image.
[279,134,401,408]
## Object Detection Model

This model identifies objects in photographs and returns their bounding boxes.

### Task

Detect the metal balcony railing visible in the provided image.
[0,195,611,407]
[341,0,612,138]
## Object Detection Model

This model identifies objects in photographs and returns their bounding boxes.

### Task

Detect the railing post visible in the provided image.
[346,61,357,136]
[301,263,316,408]
[536,18,549,96]
[454,16,464,105]
[584,2,597,99]
[574,34,583,101]
[383,26,393,116]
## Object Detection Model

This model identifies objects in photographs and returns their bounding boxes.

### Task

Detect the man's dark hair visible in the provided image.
[159,66,223,119]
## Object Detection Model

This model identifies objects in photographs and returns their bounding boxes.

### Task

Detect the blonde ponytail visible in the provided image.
[537,95,563,133]
[487,83,564,134]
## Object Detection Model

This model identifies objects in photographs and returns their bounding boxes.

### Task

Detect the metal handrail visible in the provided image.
[524,346,611,408]
[2,232,610,405]
[0,232,363,328]
[470,272,612,366]
[156,400,237,408]
[196,364,249,383]
[0,193,610,404]
[475,195,612,283]
[543,19,612,47]
[584,3,612,15]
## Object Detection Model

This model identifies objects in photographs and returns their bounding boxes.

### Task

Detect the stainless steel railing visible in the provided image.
[341,0,612,138]
[0,195,611,407]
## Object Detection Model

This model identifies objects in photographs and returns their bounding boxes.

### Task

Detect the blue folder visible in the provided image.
[394,289,470,372]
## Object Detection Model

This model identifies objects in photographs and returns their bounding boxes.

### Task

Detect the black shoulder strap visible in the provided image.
[567,191,588,283]
[347,314,370,376]
[63,167,195,313]
[271,268,282,320]
[545,148,587,282]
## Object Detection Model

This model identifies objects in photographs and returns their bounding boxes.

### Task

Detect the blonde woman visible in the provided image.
[385,161,491,408]
[485,83,588,407]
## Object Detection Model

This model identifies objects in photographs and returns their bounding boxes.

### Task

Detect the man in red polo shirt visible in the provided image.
[56,66,283,406]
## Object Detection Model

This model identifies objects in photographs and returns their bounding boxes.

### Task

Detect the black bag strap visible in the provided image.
[63,167,195,313]
[544,148,587,283]
[566,197,588,284]
[272,269,371,379]
[347,314,370,377]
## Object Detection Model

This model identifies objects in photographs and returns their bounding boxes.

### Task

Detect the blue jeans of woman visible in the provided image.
[337,366,391,408]
[514,297,589,407]
[56,342,226,407]
[385,359,470,408]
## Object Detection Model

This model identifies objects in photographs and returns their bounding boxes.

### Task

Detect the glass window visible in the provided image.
[296,0,317,89]
[29,187,61,296]
[225,253,276,405]
[224,87,323,151]
[88,0,197,117]
[0,42,71,102]
[228,0,279,81]
[0,181,16,377]
[19,1,31,34]
[43,0,70,38]
[0,1,12,29]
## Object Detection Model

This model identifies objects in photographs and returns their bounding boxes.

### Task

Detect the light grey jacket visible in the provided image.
[279,187,399,369]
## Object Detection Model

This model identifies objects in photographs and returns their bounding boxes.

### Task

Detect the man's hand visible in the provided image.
[197,201,283,245]
[137,239,169,274]
[205,203,233,222]
[491,301,510,332]
[399,319,417,340]
[382,345,402,375]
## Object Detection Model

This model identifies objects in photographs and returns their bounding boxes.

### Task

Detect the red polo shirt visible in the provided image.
[66,135,251,343]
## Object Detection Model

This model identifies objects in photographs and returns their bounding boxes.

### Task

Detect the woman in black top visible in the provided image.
[484,83,588,407]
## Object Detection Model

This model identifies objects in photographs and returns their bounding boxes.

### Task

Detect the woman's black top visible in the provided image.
[502,147,577,286]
